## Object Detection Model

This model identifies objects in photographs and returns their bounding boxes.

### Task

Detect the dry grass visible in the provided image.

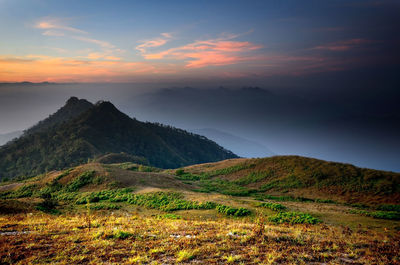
[0,211,399,264]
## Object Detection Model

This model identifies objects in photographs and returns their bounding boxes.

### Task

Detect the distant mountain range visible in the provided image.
[0,131,22,146]
[192,128,275,158]
[0,97,237,179]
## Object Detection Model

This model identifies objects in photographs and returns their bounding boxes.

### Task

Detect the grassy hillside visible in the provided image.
[0,159,399,264]
[180,156,400,204]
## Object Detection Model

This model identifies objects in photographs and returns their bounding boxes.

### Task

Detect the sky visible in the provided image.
[0,0,399,171]
[1,0,399,82]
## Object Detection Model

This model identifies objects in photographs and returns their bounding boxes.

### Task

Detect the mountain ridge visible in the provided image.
[0,97,237,179]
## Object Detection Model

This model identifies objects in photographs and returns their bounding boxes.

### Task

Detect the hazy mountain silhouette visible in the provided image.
[192,128,275,158]
[0,131,23,146]
[24,96,94,135]
[0,97,237,179]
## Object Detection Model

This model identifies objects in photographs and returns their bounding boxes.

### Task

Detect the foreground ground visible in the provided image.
[0,159,399,264]
[1,198,399,265]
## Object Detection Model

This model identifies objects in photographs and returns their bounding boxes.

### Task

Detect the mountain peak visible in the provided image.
[65,96,92,107]
[24,96,93,135]
[66,96,79,104]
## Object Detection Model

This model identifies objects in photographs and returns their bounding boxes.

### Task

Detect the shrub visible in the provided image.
[6,184,38,198]
[216,205,251,217]
[126,192,215,212]
[376,204,400,212]
[89,203,121,210]
[36,192,59,214]
[258,202,286,211]
[65,171,95,192]
[269,212,321,224]
[350,209,400,220]
[111,230,134,239]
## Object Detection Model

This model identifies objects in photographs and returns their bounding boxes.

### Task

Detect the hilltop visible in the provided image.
[180,155,400,204]
[0,97,237,179]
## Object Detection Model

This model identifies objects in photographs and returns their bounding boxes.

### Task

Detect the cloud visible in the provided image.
[42,30,65,36]
[136,33,173,53]
[73,36,115,49]
[35,19,87,34]
[141,35,263,68]
[35,17,117,52]
[85,52,121,61]
[0,55,166,82]
[312,39,375,51]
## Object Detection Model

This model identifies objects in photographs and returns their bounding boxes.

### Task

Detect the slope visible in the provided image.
[180,156,400,204]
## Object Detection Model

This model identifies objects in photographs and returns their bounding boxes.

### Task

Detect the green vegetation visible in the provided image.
[196,179,254,196]
[269,212,321,224]
[253,194,317,203]
[176,250,196,262]
[126,192,217,212]
[258,202,286,211]
[216,205,251,217]
[376,204,400,212]
[157,213,182,219]
[107,230,134,240]
[350,209,400,220]
[96,153,148,165]
[174,169,202,181]
[203,162,256,178]
[65,171,96,192]
[1,184,38,198]
[185,156,400,203]
[234,170,274,185]
[36,193,59,214]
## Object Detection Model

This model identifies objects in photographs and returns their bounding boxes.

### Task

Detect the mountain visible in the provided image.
[0,98,237,179]
[192,128,275,158]
[0,131,22,146]
[23,96,93,135]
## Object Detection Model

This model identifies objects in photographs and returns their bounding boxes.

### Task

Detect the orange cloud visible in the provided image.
[136,33,173,53]
[142,37,263,68]
[35,19,87,34]
[0,55,169,82]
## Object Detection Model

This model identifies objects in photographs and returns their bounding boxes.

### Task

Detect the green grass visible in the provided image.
[157,213,182,219]
[65,171,96,192]
[195,179,254,196]
[253,194,315,203]
[201,162,257,178]
[258,202,286,211]
[269,212,321,224]
[376,204,400,212]
[0,184,38,199]
[174,169,202,181]
[234,171,274,185]
[350,209,400,220]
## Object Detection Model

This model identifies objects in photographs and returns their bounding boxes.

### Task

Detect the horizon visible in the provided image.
[1,0,399,172]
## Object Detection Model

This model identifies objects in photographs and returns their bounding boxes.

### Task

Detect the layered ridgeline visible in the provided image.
[0,97,237,179]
